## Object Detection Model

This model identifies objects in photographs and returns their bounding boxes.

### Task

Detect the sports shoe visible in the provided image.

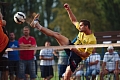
[30,14,40,28]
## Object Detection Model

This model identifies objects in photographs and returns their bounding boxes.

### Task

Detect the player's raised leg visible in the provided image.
[30,14,70,46]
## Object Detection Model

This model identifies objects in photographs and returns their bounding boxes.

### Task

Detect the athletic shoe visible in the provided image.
[30,14,40,28]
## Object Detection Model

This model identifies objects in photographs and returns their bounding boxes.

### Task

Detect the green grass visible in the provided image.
[36,71,59,80]
[35,65,117,80]
[36,72,116,80]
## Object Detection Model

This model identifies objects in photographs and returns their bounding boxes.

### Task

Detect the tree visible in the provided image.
[98,0,120,31]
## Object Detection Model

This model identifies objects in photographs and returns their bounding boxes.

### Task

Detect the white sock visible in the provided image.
[33,20,42,30]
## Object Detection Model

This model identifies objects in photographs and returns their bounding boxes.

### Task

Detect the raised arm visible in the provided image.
[64,3,78,26]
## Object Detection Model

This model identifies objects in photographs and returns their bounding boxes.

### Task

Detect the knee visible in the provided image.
[114,70,119,75]
[50,75,53,78]
[100,72,104,76]
[92,70,98,76]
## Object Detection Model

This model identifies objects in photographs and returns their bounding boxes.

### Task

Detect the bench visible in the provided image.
[94,31,120,44]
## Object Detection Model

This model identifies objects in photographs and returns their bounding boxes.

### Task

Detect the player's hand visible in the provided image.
[64,3,70,10]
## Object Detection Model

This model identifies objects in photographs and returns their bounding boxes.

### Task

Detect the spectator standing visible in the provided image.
[56,50,68,80]
[18,26,37,80]
[39,41,54,80]
[8,32,19,80]
[100,46,119,80]
[84,48,101,80]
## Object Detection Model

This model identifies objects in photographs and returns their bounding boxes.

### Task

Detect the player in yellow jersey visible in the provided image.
[0,12,9,60]
[30,3,96,80]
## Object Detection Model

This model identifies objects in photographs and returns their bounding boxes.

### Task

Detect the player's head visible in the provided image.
[79,19,90,32]
[23,26,30,36]
[9,32,15,41]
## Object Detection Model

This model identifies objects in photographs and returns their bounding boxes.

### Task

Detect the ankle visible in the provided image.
[36,23,42,30]
[33,19,42,30]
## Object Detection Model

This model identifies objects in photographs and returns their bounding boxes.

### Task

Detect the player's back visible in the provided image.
[0,20,9,52]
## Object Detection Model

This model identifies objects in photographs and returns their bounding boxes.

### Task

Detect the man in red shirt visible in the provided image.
[18,26,37,80]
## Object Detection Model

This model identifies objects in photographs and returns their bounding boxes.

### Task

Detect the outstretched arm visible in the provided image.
[64,3,78,26]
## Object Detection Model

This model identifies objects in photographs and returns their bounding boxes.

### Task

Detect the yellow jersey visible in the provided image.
[74,22,96,60]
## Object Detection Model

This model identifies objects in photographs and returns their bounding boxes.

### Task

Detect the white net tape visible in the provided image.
[6,43,120,51]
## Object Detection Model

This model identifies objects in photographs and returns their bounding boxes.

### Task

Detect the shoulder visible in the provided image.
[94,53,100,56]
[19,36,24,40]
[14,40,18,42]
[30,36,35,38]
[75,22,79,26]
[40,49,45,53]
[113,51,118,54]
[41,49,46,52]
[105,52,109,55]
[13,40,19,44]
[75,22,80,30]
[18,36,24,41]
[89,34,96,42]
[113,52,119,56]
[30,36,36,40]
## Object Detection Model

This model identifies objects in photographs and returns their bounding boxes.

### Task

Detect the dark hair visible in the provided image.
[45,40,51,43]
[80,19,90,29]
[23,26,30,30]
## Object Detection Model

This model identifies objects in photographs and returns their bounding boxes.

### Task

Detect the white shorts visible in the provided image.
[76,70,84,76]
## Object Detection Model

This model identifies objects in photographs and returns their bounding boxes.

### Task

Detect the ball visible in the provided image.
[14,12,26,24]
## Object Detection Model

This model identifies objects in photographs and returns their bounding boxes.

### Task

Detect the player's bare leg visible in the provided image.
[63,66,72,80]
[30,14,73,80]
[30,14,69,46]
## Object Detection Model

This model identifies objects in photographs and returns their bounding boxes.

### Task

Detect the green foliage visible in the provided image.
[0,0,120,46]
[98,0,120,31]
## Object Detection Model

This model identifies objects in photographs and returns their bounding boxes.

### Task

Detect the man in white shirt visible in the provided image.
[84,48,101,80]
[100,46,119,80]
[39,41,54,80]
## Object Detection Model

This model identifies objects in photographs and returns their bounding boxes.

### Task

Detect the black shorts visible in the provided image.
[64,40,82,72]
[25,60,37,75]
[0,44,8,60]
[40,65,54,78]
[0,57,9,71]
[9,60,19,75]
